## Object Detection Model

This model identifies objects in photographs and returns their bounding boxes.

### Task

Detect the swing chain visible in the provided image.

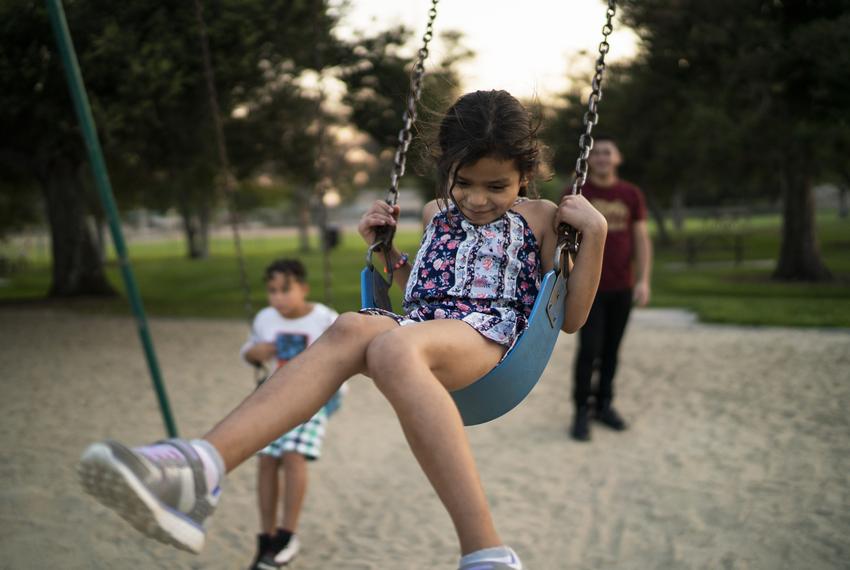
[370,0,438,270]
[387,0,439,206]
[557,0,615,263]
[570,0,616,197]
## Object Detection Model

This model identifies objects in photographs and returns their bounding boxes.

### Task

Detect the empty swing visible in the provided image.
[361,0,617,426]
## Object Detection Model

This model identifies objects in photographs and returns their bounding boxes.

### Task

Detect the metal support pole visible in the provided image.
[45,0,178,438]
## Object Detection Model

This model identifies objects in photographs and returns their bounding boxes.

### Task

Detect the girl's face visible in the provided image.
[450,156,524,225]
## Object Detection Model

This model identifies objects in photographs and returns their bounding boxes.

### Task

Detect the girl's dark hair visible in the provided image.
[433,90,549,207]
[263,259,307,283]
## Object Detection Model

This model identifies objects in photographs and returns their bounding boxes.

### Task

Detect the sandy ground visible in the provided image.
[1,307,849,570]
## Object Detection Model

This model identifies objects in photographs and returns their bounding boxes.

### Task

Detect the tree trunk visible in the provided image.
[176,187,210,259]
[773,167,832,281]
[197,200,210,258]
[295,185,312,253]
[316,194,332,304]
[671,190,685,232]
[179,207,201,259]
[183,212,210,259]
[38,156,115,297]
[93,216,107,263]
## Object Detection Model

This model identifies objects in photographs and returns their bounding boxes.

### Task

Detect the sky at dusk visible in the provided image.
[333,0,640,102]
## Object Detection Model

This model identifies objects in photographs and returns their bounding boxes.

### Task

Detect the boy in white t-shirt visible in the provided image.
[240,259,339,569]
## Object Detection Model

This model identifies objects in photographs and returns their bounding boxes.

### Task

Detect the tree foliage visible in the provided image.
[546,0,849,280]
[339,27,474,198]
[0,0,342,294]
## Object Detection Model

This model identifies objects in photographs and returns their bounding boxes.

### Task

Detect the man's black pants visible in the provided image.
[573,289,633,409]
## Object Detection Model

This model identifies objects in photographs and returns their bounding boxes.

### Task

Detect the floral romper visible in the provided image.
[363,202,541,351]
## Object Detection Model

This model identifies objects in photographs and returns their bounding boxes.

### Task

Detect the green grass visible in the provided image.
[0,231,423,319]
[647,212,850,327]
[2,213,849,327]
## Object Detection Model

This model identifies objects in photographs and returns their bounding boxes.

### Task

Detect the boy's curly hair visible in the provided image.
[263,259,307,283]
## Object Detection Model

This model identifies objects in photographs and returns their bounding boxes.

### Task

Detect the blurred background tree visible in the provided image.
[2,0,847,306]
[0,0,341,296]
[338,27,473,200]
[546,0,849,281]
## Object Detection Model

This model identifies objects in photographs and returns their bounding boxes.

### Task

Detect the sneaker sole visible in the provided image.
[273,537,300,565]
[78,442,205,554]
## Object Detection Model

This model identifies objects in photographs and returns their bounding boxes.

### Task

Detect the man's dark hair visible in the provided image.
[263,258,307,283]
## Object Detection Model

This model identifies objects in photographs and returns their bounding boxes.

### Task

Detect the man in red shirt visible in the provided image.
[566,136,653,441]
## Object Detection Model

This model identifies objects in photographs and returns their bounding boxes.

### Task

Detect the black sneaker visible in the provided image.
[570,406,591,441]
[595,403,627,431]
[249,533,278,570]
[272,528,300,566]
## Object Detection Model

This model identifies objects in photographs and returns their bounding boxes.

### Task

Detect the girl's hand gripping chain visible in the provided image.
[358,200,400,247]
[556,194,608,241]
[556,194,608,334]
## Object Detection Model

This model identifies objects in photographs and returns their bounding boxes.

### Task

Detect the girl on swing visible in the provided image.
[79,90,607,570]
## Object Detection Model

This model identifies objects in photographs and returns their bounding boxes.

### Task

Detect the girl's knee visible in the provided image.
[329,311,394,335]
[323,312,376,343]
[327,312,363,334]
[366,329,421,382]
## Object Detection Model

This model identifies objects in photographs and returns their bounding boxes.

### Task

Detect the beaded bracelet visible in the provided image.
[393,252,410,270]
[382,252,410,274]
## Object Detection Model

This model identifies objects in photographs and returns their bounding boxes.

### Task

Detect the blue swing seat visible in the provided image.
[360,263,567,426]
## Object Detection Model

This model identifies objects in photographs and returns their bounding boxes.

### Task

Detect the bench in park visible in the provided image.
[681,211,750,266]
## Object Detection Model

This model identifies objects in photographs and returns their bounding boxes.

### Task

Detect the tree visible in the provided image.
[768,0,850,278]
[547,0,848,278]
[0,159,43,241]
[0,1,114,295]
[610,0,849,280]
[226,77,327,252]
[0,0,343,298]
[339,27,473,199]
[84,0,342,258]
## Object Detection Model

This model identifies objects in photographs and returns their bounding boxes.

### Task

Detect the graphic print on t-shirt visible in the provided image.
[589,198,630,232]
[275,332,309,368]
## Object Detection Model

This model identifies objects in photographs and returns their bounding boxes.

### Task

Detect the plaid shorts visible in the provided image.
[259,408,328,461]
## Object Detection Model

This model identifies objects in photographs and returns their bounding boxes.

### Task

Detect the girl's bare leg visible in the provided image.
[365,320,505,555]
[257,455,280,535]
[204,313,397,471]
[280,453,308,532]
[81,313,511,559]
[207,313,505,554]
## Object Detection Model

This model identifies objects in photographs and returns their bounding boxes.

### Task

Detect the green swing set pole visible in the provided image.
[45,0,178,438]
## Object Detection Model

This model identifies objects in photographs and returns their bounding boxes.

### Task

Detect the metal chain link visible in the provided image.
[386,0,439,206]
[569,0,616,197]
[556,0,616,261]
[370,0,438,268]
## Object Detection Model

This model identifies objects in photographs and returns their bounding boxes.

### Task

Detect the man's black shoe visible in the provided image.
[595,404,627,431]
